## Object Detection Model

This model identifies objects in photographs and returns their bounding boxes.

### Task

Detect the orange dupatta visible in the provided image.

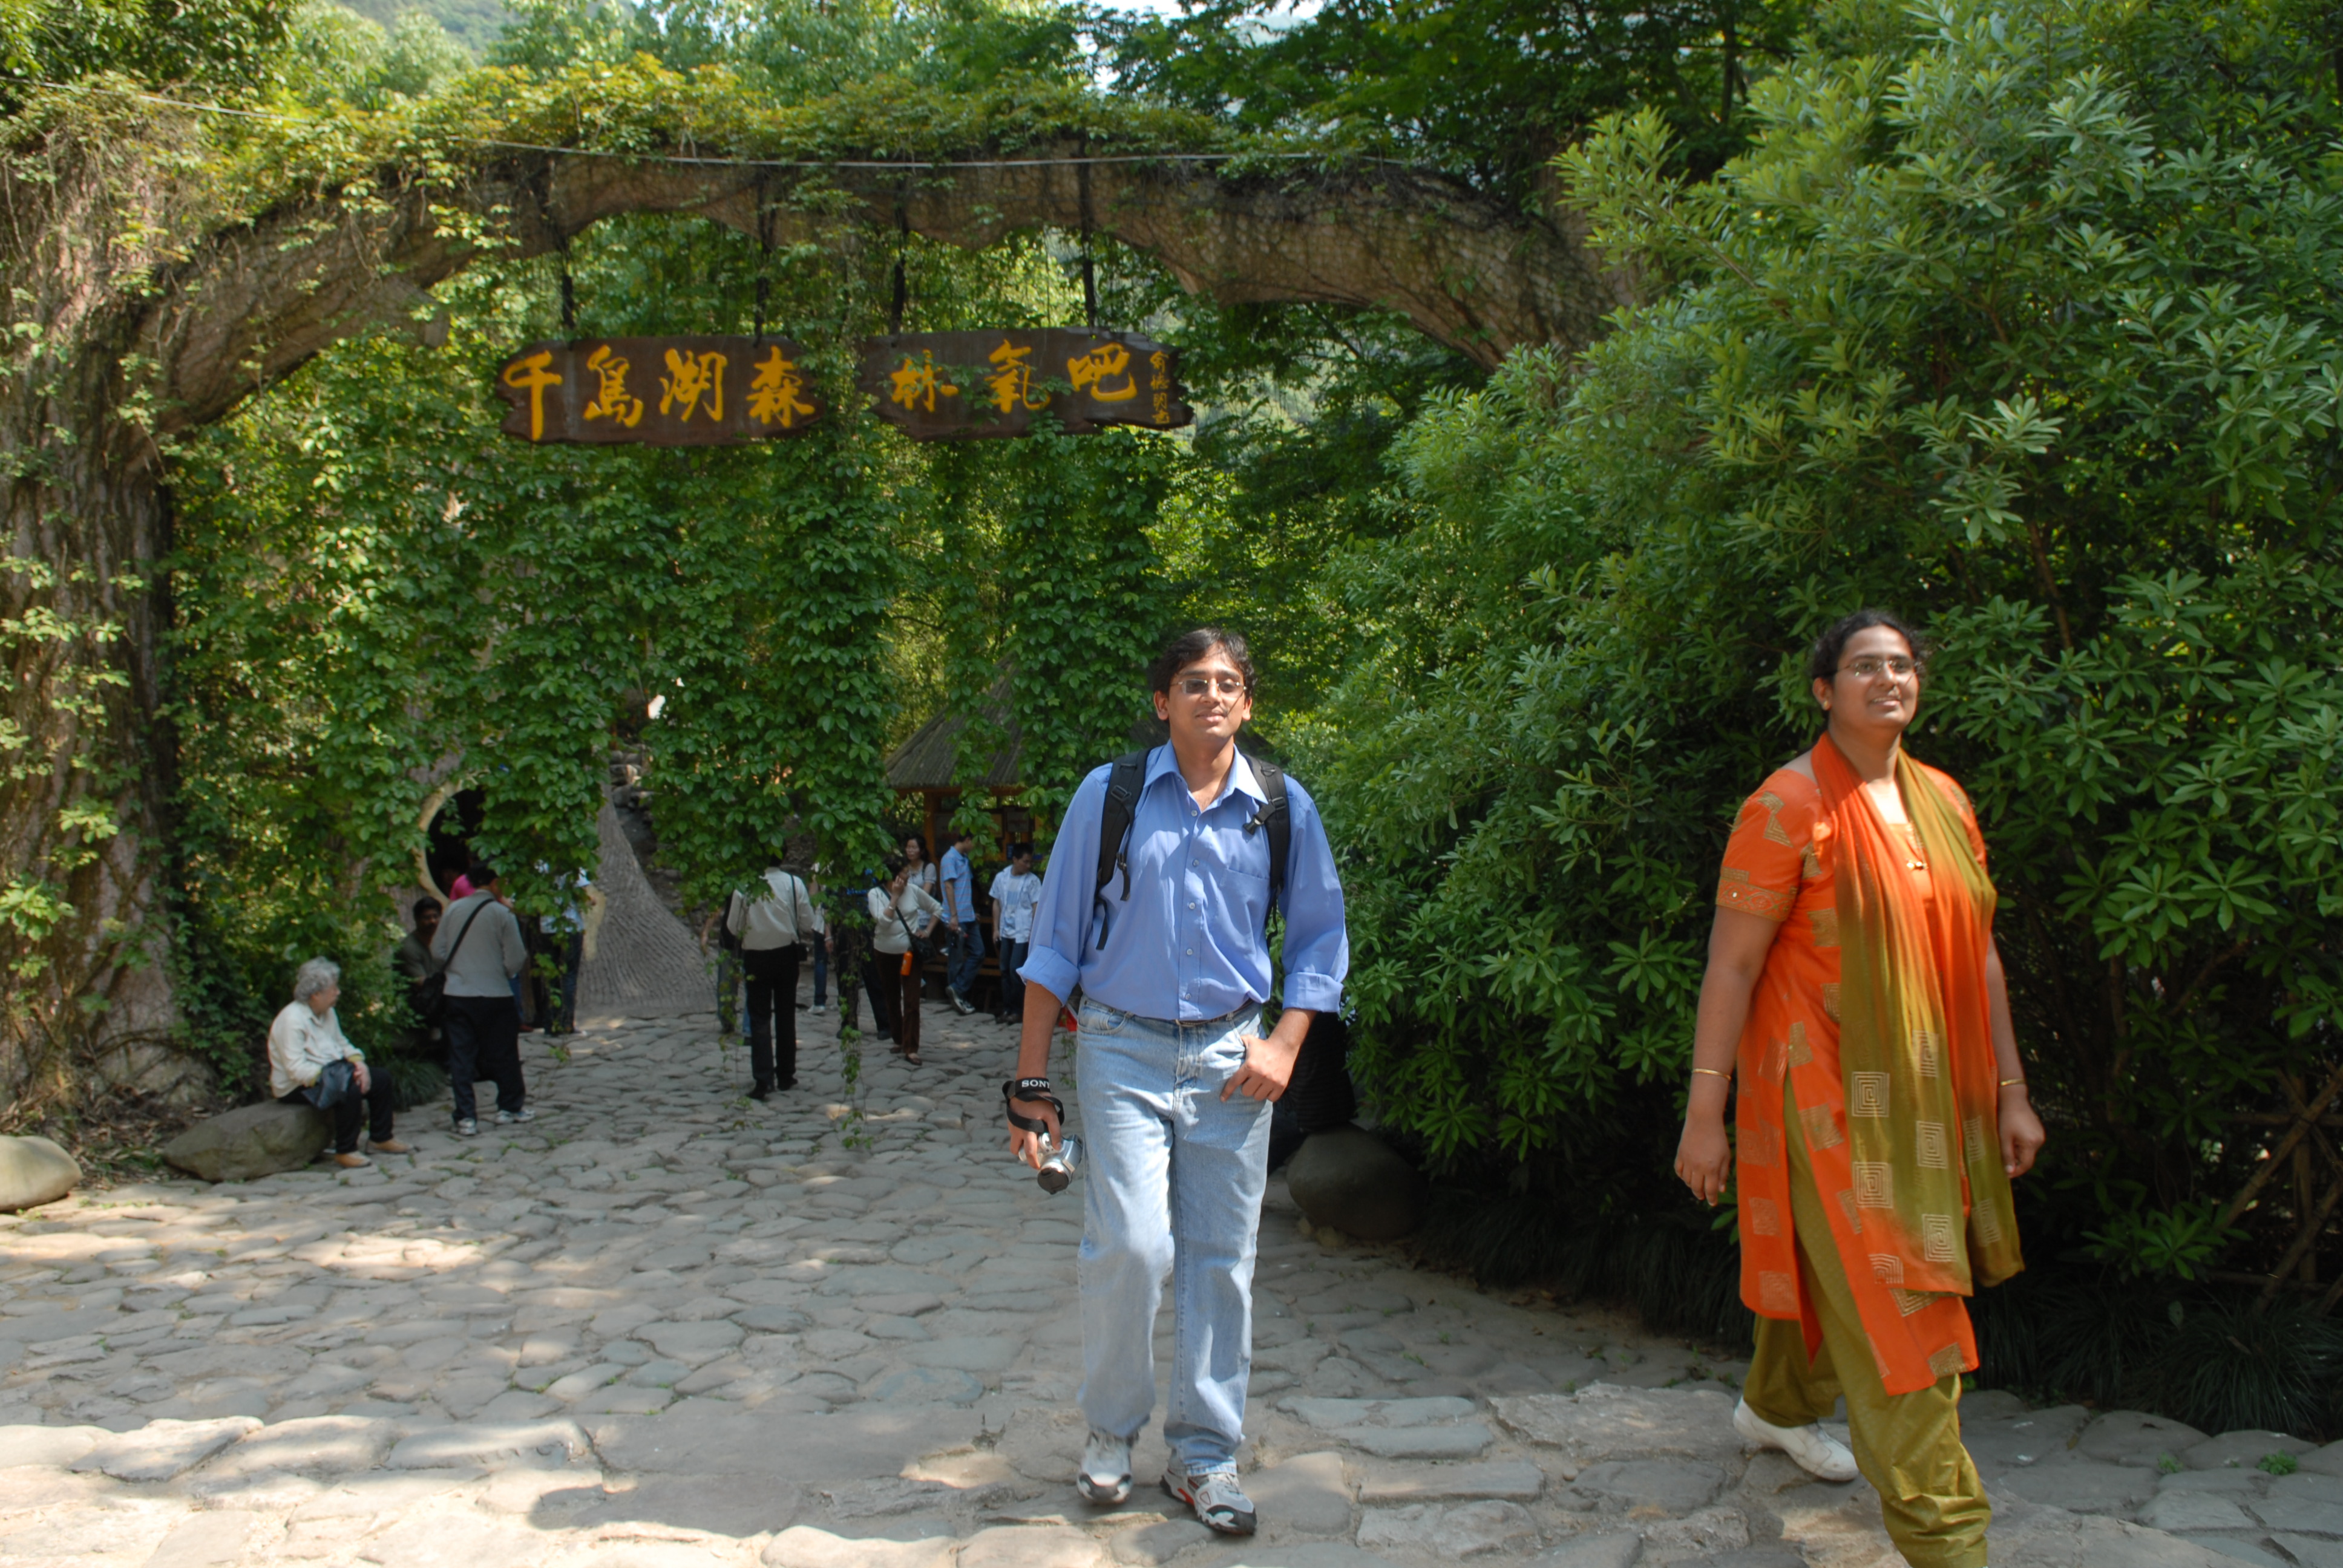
[1724,736,2024,1394]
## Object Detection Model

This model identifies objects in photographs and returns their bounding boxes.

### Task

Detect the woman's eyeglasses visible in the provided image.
[1175,675,1250,698]
[1839,656,1919,680]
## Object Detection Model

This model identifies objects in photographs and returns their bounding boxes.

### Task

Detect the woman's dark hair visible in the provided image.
[901,834,927,860]
[1011,841,1034,859]
[883,854,908,878]
[1807,609,1932,685]
[1149,627,1256,695]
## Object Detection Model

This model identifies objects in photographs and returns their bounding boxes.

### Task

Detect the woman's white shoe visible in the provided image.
[1734,1398,1860,1481]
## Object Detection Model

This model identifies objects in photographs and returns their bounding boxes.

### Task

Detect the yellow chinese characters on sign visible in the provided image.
[1150,350,1173,426]
[748,347,816,430]
[1066,342,1138,402]
[661,349,728,423]
[502,350,563,442]
[985,340,1050,413]
[890,351,960,414]
[583,345,645,428]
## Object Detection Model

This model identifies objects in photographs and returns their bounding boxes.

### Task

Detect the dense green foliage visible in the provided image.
[1308,0,2343,1307]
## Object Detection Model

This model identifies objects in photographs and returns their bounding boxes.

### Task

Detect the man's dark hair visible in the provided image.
[467,860,499,887]
[1149,627,1256,696]
[413,896,442,924]
[1806,609,1931,685]
[1011,841,1034,860]
[954,828,975,844]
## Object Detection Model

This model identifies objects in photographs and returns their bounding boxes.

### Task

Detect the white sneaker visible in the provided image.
[1076,1430,1132,1506]
[811,1003,828,1015]
[1163,1466,1256,1535]
[453,1119,479,1137]
[496,1107,536,1125]
[1734,1397,1858,1481]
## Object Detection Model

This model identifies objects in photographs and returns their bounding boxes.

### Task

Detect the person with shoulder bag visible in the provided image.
[868,855,942,1067]
[429,860,531,1137]
[1004,629,1349,1538]
[725,856,819,1099]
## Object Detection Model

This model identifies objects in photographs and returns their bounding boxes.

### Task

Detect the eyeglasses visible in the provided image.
[1175,675,1250,698]
[1839,656,1920,680]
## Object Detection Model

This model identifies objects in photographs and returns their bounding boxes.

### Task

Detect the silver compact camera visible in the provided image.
[1037,1132,1084,1194]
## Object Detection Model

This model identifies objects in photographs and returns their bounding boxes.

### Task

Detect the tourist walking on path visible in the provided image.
[870,857,942,1065]
[1005,628,1348,1538]
[1674,609,2046,1568]
[989,842,1041,1027]
[432,861,532,1137]
[269,958,407,1168]
[940,828,983,1013]
[726,858,818,1098]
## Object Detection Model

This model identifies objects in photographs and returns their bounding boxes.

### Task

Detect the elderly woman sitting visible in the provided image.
[269,959,408,1168]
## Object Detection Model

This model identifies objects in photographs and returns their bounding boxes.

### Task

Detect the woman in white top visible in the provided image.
[868,856,943,1064]
[268,958,408,1167]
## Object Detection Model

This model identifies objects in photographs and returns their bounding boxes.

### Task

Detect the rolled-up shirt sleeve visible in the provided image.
[1277,778,1348,1014]
[1019,765,1110,1004]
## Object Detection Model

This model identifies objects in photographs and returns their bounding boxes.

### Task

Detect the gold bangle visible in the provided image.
[1691,1067,1731,1080]
[1999,1077,2027,1089]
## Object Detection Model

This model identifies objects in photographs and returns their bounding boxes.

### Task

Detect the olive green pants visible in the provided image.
[1743,1082,1991,1568]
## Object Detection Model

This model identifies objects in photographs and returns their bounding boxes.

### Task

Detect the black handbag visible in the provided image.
[408,899,490,1025]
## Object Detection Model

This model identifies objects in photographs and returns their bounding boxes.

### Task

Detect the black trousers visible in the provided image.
[444,993,523,1123]
[281,1059,395,1154]
[862,955,900,1041]
[742,946,802,1089]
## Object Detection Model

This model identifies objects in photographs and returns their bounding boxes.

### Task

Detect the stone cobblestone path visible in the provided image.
[1,998,2333,1568]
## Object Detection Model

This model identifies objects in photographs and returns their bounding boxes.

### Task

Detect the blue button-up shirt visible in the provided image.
[939,845,976,923]
[1019,746,1348,1021]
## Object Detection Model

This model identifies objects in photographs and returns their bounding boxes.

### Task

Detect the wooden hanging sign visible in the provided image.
[856,330,1193,440]
[495,335,825,446]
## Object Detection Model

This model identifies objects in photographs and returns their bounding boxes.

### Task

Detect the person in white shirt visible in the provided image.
[868,855,942,1066]
[270,958,407,1168]
[989,843,1043,1027]
[726,858,819,1098]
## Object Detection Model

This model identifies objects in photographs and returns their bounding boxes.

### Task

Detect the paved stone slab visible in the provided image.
[2271,1535,2343,1568]
[1358,1461,1544,1504]
[2189,1431,2316,1472]
[2141,1492,2258,1532]
[2304,1443,2343,1481]
[1284,1397,1478,1430]
[2001,1460,2159,1515]
[1205,1549,1401,1568]
[71,1416,261,1481]
[1359,1500,1539,1558]
[762,1526,957,1568]
[0,1423,103,1468]
[206,1414,395,1475]
[958,1524,1108,1568]
[1963,1406,2091,1474]
[1566,1459,1724,1514]
[2249,1495,2343,1535]
[2077,1411,2212,1468]
[1530,1531,1642,1568]
[1332,1422,1493,1460]
[143,1510,261,1568]
[1490,1385,1740,1465]
[387,1419,591,1470]
[588,1405,983,1483]
[1250,1451,1354,1534]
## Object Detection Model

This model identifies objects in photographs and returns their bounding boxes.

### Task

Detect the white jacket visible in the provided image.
[268,1001,363,1099]
[727,870,818,950]
[869,883,941,955]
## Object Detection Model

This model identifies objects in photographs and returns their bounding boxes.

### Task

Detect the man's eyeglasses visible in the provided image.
[1839,656,1920,680]
[1175,675,1250,699]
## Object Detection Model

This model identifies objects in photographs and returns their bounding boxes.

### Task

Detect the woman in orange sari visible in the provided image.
[1674,610,2046,1568]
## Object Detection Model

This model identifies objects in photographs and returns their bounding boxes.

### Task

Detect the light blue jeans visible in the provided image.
[1076,998,1272,1477]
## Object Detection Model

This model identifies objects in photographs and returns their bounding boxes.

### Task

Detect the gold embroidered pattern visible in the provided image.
[1928,1344,1969,1379]
[1760,1270,1799,1313]
[1748,1198,1781,1236]
[1717,882,1795,921]
[1849,1071,1892,1117]
[1974,1201,2002,1246]
[1802,843,1823,880]
[1915,1120,1952,1169]
[1913,1026,1941,1079]
[1822,982,1841,1021]
[1922,1212,1959,1262]
[1963,1115,1989,1165]
[1758,791,1792,846]
[1853,1161,1894,1209]
[1893,1288,1934,1318]
[1786,1021,1813,1067]
[1738,1122,1782,1169]
[1801,1103,1844,1150]
[1870,1252,1906,1284]
[1809,907,1840,948]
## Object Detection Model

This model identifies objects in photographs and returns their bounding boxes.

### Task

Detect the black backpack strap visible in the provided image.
[437,898,491,976]
[1092,748,1152,908]
[1245,755,1291,933]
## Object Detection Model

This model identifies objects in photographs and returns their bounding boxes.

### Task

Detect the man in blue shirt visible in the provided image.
[1008,628,1348,1538]
[939,828,981,1013]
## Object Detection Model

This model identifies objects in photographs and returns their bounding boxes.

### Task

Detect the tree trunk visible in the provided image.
[0,93,1635,1101]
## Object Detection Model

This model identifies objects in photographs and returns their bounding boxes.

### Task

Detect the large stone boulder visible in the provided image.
[1285,1125,1427,1241]
[162,1101,330,1182]
[0,1135,80,1211]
